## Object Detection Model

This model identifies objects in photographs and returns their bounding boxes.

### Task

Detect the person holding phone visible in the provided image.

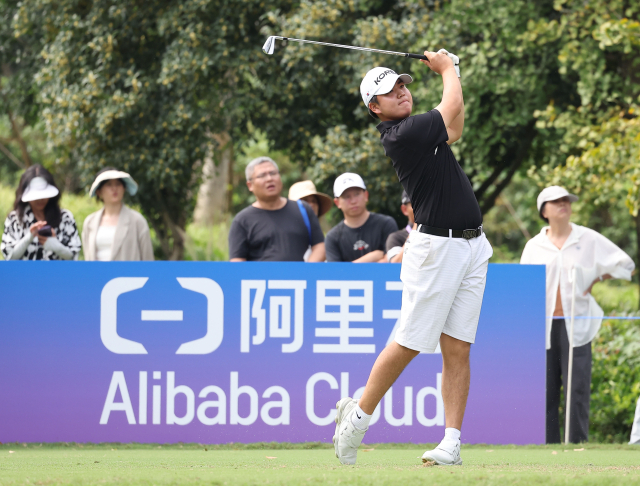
[2,165,81,260]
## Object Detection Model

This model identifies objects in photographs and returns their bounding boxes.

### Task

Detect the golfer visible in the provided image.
[333,51,493,466]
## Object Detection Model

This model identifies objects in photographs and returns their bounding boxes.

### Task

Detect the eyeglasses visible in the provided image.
[251,170,280,181]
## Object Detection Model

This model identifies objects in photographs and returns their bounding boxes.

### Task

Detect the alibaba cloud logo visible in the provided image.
[100,277,224,355]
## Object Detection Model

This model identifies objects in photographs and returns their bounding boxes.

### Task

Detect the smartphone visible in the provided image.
[38,225,52,237]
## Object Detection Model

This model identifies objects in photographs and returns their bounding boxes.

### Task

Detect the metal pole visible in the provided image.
[564,267,577,445]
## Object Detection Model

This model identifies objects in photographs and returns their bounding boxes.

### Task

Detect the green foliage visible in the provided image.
[527,0,640,275]
[591,316,640,443]
[183,221,230,262]
[12,0,292,259]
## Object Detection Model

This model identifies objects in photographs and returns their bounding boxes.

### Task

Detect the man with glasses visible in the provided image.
[229,156,325,262]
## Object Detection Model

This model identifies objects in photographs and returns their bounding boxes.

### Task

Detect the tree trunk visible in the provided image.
[0,79,32,168]
[194,132,234,225]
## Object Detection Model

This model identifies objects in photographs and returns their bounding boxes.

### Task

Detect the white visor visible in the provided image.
[21,176,60,202]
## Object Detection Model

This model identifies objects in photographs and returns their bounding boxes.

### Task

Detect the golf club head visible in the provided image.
[262,36,276,55]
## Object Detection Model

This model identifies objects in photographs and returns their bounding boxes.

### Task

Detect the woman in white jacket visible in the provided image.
[520,186,635,444]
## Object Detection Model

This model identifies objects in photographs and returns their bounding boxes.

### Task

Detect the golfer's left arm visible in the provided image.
[421,51,463,143]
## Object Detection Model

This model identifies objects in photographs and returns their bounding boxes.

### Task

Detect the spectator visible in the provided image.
[325,172,397,262]
[1,164,81,260]
[229,156,325,262]
[520,186,635,443]
[82,168,154,261]
[289,180,333,261]
[288,180,332,218]
[386,190,415,263]
[631,396,640,445]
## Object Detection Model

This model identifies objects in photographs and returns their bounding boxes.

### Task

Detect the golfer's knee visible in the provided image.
[440,334,470,363]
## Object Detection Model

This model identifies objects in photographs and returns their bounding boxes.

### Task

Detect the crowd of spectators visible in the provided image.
[1,164,153,262]
[228,157,407,264]
[0,158,411,264]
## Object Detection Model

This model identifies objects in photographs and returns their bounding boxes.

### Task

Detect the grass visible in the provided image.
[0,443,639,485]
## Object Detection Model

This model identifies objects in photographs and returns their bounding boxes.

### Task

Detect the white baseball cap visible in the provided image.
[334,173,366,198]
[536,186,578,211]
[21,176,60,202]
[360,67,413,110]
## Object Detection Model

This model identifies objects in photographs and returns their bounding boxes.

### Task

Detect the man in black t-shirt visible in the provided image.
[325,172,397,262]
[386,190,414,263]
[333,54,493,468]
[229,156,325,262]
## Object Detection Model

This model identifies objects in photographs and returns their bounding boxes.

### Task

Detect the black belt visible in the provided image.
[417,224,483,240]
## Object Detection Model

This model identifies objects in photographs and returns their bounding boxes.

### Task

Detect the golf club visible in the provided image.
[262,36,460,76]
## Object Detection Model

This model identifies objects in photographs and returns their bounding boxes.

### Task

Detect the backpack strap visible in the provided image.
[296,199,312,245]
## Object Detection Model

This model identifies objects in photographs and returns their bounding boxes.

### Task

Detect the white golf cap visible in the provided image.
[537,185,578,211]
[21,176,59,202]
[360,67,413,109]
[90,170,139,197]
[334,172,366,198]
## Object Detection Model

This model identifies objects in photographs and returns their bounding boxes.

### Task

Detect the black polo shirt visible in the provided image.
[377,109,482,230]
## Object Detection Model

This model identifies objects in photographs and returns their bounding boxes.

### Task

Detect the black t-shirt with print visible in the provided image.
[325,212,398,262]
[228,199,324,261]
[377,109,482,230]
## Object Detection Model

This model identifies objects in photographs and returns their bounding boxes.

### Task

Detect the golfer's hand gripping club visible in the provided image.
[421,50,460,78]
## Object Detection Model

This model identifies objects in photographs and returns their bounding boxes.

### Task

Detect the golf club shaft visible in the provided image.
[273,36,428,61]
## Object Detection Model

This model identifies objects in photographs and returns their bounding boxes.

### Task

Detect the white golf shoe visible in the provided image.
[333,397,366,465]
[421,438,462,465]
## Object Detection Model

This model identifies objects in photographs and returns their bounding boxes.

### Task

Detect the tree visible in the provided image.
[14,0,292,259]
[0,0,40,170]
[529,0,640,298]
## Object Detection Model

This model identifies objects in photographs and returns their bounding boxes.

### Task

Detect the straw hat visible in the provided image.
[90,170,138,197]
[288,180,333,217]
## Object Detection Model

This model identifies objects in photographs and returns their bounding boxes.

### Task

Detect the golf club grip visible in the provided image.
[407,53,428,61]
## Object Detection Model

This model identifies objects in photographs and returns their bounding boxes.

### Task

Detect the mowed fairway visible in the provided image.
[1,443,639,485]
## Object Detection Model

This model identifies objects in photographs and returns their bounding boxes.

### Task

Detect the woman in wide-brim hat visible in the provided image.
[288,180,333,217]
[1,164,81,261]
[82,167,154,261]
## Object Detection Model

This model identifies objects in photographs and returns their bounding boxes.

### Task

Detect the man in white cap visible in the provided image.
[332,52,493,466]
[521,186,634,444]
[325,172,397,262]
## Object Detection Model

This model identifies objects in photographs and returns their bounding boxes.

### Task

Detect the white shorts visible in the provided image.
[395,230,493,353]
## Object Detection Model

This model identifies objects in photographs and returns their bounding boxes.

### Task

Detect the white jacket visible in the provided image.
[520,223,635,349]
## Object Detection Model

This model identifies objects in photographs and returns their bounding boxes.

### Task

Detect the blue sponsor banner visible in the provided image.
[0,262,545,444]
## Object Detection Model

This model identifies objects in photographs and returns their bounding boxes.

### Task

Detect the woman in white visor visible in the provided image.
[1,164,81,260]
[520,186,635,443]
[82,167,153,261]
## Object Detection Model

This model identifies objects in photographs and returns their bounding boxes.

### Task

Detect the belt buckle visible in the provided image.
[462,229,476,240]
